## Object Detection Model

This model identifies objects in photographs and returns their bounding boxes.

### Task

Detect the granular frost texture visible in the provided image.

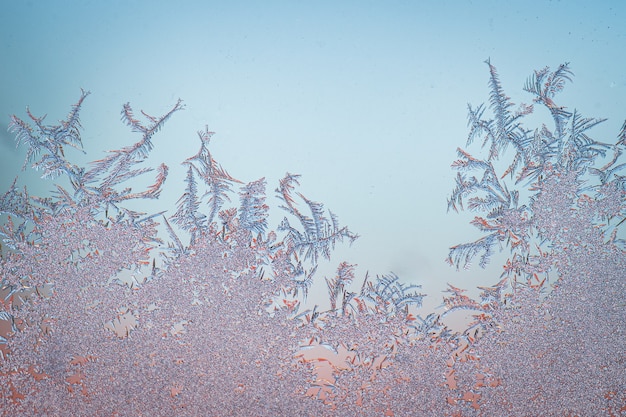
[1,62,624,416]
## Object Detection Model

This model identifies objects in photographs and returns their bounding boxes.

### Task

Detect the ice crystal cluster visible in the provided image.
[1,62,624,416]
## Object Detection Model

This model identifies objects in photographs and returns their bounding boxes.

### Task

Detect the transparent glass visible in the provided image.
[1,2,624,415]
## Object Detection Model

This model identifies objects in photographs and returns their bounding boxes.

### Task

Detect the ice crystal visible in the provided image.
[1,61,624,416]
[276,173,359,265]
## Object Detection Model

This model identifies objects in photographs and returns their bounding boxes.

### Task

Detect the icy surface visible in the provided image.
[1,62,624,415]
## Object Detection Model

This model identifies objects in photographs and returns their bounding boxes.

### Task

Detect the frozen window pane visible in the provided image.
[1,62,624,416]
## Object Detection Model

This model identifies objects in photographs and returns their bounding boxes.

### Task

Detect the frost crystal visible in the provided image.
[1,62,624,416]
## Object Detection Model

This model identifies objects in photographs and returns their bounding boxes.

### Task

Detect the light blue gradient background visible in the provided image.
[1,1,624,311]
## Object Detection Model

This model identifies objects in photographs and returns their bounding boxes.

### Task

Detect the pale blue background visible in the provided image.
[1,1,624,311]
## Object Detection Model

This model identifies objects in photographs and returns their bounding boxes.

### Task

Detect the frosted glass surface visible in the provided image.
[1,2,624,415]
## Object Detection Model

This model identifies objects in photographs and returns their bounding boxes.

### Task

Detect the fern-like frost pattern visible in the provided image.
[0,61,624,416]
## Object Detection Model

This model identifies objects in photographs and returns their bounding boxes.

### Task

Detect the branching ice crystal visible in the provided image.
[1,61,624,416]
[276,173,359,265]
